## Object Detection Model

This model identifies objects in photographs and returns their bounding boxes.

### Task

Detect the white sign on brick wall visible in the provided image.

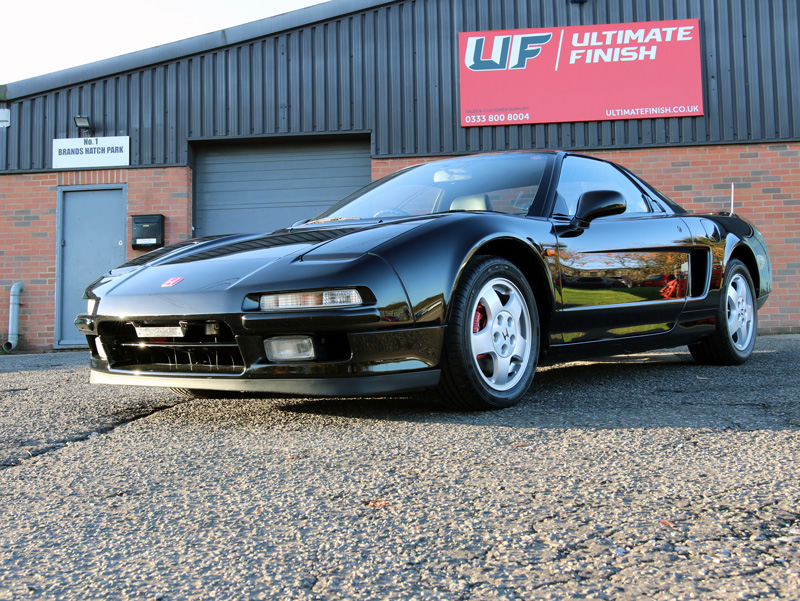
[52,136,130,169]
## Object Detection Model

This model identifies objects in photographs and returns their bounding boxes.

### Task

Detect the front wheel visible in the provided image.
[689,259,757,365]
[439,256,538,410]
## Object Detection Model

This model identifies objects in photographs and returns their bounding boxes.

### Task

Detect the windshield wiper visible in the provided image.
[305,216,362,225]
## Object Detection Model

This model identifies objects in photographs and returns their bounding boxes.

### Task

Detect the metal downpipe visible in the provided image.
[3,282,25,352]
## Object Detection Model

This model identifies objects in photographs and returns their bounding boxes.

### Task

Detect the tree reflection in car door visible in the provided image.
[552,156,691,344]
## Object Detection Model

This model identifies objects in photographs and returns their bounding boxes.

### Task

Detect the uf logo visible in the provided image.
[465,33,553,71]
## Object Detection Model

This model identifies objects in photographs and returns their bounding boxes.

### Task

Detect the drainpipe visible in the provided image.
[3,282,25,352]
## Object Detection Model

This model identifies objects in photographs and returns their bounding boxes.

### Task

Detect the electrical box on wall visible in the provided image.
[131,214,165,250]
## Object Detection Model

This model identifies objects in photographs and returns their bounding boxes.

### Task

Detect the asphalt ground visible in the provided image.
[0,335,798,600]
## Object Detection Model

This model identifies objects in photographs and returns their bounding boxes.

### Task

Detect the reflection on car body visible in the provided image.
[75,151,772,410]
[643,274,675,287]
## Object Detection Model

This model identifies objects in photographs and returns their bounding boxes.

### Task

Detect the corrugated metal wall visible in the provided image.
[1,0,798,171]
[193,138,371,236]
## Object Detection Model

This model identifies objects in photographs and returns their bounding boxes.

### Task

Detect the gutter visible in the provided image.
[3,282,25,352]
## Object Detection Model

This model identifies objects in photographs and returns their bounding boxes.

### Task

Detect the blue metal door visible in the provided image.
[57,187,126,347]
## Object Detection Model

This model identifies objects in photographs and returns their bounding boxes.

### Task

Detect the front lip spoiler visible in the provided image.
[90,369,441,396]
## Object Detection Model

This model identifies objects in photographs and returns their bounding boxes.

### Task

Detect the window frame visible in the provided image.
[550,155,655,219]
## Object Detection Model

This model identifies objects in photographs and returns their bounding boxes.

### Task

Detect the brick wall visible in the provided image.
[590,144,799,334]
[0,167,192,351]
[0,172,59,351]
[372,157,449,180]
[2,143,797,352]
[372,142,800,334]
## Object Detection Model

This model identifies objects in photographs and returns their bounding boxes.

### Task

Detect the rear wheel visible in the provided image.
[439,256,538,410]
[689,259,757,365]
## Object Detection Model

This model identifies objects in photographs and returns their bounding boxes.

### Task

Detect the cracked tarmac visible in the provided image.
[0,335,798,600]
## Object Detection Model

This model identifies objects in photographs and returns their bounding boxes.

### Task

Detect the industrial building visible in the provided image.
[1,0,798,350]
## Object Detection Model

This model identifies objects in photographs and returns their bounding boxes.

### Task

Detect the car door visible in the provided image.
[551,156,692,344]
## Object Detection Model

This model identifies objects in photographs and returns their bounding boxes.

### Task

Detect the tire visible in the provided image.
[688,259,757,365]
[439,256,539,410]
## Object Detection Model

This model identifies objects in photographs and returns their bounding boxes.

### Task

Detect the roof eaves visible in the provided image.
[3,0,393,100]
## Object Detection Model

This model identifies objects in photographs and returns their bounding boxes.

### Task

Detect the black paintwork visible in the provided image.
[76,151,772,395]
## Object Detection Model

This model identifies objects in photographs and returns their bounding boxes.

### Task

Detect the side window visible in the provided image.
[627,170,687,214]
[554,157,650,217]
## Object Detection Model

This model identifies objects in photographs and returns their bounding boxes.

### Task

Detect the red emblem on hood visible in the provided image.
[161,277,183,288]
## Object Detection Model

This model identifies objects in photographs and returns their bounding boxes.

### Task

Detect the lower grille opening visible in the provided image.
[97,320,245,374]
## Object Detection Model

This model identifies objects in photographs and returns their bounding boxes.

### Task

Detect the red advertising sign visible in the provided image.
[459,19,703,126]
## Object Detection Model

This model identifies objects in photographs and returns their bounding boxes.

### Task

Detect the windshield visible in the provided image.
[311,153,553,223]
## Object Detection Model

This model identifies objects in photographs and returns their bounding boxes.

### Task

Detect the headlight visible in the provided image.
[259,289,362,311]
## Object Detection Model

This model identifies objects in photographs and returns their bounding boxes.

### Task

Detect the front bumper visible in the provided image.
[78,313,445,396]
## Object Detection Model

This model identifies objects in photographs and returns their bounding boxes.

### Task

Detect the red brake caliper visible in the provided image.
[473,304,487,333]
[473,304,488,362]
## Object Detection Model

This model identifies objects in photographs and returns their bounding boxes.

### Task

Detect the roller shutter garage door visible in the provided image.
[193,139,371,236]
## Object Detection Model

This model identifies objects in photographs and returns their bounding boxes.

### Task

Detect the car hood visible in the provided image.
[86,219,431,305]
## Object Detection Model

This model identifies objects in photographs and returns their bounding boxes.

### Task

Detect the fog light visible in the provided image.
[259,289,362,311]
[264,336,315,362]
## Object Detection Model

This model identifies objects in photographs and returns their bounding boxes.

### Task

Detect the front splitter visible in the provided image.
[90,369,441,396]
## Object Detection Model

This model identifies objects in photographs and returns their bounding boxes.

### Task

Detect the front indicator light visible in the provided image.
[259,289,362,311]
[264,336,315,362]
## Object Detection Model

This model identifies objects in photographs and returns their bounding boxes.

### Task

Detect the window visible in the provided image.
[553,157,651,217]
[314,153,553,222]
[486,185,539,215]
[625,170,687,214]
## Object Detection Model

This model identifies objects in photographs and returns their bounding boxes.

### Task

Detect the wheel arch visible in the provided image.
[689,241,759,366]
[726,237,760,294]
[466,237,555,354]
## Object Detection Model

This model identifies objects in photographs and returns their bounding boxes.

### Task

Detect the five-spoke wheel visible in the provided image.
[439,256,538,410]
[725,271,755,353]
[689,259,757,365]
[469,277,532,392]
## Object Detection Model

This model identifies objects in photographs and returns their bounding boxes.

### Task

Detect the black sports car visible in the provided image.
[75,151,772,410]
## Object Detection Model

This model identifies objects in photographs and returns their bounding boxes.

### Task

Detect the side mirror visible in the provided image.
[573,190,626,228]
